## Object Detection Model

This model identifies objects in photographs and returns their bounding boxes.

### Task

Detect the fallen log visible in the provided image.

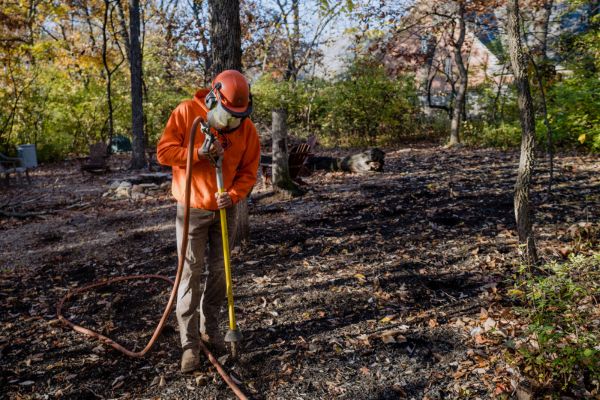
[306,148,385,173]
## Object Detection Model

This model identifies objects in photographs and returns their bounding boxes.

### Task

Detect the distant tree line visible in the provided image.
[0,0,597,165]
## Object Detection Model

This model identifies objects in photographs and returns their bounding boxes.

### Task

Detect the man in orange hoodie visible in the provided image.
[157,70,260,373]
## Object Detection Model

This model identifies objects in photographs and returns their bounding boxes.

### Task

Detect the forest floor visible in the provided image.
[1,146,599,400]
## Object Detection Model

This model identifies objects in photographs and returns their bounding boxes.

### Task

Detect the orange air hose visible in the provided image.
[57,116,248,400]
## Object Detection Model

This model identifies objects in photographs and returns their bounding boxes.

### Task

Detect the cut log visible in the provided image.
[306,148,385,173]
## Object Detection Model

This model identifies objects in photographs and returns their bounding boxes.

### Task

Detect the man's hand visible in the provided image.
[215,192,233,209]
[198,139,224,160]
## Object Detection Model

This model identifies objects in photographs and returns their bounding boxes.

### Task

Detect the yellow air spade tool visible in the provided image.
[201,121,243,358]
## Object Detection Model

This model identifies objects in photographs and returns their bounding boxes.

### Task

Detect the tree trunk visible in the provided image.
[115,0,131,63]
[531,58,554,196]
[533,0,554,64]
[284,0,300,80]
[129,0,145,169]
[208,0,248,246]
[448,2,467,147]
[492,64,506,124]
[190,0,211,84]
[534,0,554,195]
[208,0,242,75]
[102,0,114,152]
[506,0,538,265]
[271,109,301,195]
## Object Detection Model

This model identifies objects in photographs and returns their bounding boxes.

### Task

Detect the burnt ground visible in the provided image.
[0,146,598,399]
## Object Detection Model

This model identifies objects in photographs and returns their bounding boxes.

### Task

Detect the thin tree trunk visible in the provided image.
[102,0,114,152]
[492,64,506,125]
[82,0,98,51]
[129,0,145,169]
[448,2,467,147]
[534,0,554,196]
[292,0,299,78]
[426,67,451,117]
[115,0,131,64]
[531,57,553,196]
[506,0,538,265]
[531,0,553,58]
[115,0,131,63]
[190,0,211,84]
[284,0,299,80]
[207,0,242,75]
[272,109,301,195]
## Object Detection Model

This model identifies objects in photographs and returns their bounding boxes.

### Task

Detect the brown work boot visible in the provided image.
[201,332,228,356]
[180,348,201,373]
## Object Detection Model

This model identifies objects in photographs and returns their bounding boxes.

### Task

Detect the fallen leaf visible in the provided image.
[483,317,496,331]
[381,334,396,344]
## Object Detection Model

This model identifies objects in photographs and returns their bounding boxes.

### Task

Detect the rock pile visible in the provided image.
[103,173,171,201]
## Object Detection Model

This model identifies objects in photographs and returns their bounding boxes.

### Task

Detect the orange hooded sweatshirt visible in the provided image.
[157,89,260,210]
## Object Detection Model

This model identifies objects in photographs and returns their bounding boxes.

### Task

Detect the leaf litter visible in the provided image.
[0,147,598,399]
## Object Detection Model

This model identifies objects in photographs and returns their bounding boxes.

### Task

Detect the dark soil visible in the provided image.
[0,146,598,399]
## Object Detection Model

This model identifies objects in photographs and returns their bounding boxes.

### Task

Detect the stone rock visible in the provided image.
[131,192,146,201]
[139,183,159,190]
[114,181,132,199]
[109,181,121,189]
[516,386,533,400]
[131,184,144,193]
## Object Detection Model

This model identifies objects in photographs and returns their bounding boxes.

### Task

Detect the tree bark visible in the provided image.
[207,0,248,246]
[191,0,211,84]
[492,63,506,125]
[102,0,116,151]
[535,0,553,60]
[207,0,242,75]
[271,109,301,195]
[128,0,145,168]
[506,0,538,265]
[283,0,300,80]
[533,0,554,195]
[115,0,131,63]
[448,2,467,147]
[531,57,553,196]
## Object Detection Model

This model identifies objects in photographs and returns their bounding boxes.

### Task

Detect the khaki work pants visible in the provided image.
[175,204,236,351]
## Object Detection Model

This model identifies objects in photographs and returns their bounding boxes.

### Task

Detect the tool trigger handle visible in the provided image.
[201,129,215,157]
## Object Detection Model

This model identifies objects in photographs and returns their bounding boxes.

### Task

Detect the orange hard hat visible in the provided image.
[210,70,252,117]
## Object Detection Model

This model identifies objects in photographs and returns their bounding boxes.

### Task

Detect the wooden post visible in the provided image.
[271,109,301,195]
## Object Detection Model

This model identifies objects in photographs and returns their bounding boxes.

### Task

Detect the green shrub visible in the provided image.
[466,122,522,149]
[547,75,600,152]
[508,254,600,392]
[252,75,315,132]
[322,58,420,146]
[252,58,420,147]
